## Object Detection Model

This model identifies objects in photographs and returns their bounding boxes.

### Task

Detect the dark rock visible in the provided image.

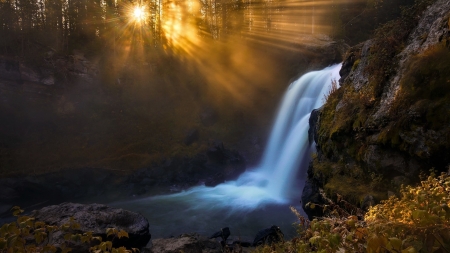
[209,227,230,242]
[0,143,245,210]
[300,162,332,219]
[338,42,364,84]
[387,191,396,198]
[206,141,227,164]
[184,128,199,146]
[252,225,284,246]
[124,141,245,195]
[145,234,221,253]
[301,178,328,220]
[308,108,321,145]
[361,195,376,212]
[31,202,151,253]
[392,176,410,187]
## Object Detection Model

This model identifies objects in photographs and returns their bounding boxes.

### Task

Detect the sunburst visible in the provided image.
[132,5,146,23]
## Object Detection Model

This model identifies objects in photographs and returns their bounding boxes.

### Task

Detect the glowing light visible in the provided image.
[132,6,146,22]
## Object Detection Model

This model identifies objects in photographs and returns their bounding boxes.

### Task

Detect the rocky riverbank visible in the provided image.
[1,202,286,253]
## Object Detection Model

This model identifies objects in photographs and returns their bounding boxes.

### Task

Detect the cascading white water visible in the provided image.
[111,64,342,237]
[258,63,342,199]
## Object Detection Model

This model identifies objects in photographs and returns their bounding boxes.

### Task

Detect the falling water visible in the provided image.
[111,63,342,237]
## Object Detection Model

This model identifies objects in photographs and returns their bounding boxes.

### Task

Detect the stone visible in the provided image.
[361,195,376,211]
[145,234,221,253]
[252,225,284,246]
[209,227,230,242]
[32,202,151,252]
[308,108,321,145]
[301,178,328,219]
[392,176,410,187]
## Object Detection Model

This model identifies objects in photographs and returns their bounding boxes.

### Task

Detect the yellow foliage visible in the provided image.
[0,209,135,253]
[252,172,450,253]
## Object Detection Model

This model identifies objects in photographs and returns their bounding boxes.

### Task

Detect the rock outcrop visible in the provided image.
[0,53,99,103]
[0,142,246,215]
[144,234,222,253]
[304,0,450,215]
[32,203,151,252]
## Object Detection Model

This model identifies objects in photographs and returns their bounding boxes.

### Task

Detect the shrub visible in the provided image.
[0,207,139,253]
[252,172,450,253]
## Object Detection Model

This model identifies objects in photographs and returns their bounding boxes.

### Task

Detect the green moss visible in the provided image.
[311,157,338,182]
[365,0,434,98]
[324,175,386,206]
[384,43,450,154]
[351,59,361,71]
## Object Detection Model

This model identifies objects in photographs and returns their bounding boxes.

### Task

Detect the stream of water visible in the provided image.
[111,63,342,239]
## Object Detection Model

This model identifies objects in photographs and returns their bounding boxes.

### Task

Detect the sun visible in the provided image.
[132,6,146,22]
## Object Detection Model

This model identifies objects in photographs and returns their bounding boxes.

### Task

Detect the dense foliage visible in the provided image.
[0,207,138,253]
[253,172,450,253]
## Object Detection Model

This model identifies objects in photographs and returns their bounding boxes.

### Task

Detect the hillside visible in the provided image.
[304,0,450,215]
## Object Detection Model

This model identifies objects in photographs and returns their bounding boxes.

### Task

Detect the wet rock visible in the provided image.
[145,234,221,253]
[206,141,227,164]
[301,178,329,219]
[126,142,245,195]
[209,227,230,242]
[308,108,321,145]
[32,203,151,253]
[252,225,284,246]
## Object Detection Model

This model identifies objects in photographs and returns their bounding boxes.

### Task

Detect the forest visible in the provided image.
[0,0,413,57]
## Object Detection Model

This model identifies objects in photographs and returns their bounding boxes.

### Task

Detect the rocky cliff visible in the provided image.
[303,0,450,216]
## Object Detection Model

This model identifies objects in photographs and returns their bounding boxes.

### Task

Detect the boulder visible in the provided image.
[301,178,329,220]
[361,195,376,212]
[252,226,284,246]
[209,227,230,242]
[31,203,151,252]
[145,234,221,253]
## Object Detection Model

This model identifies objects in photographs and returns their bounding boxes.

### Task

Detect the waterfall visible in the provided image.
[112,64,342,237]
[258,63,342,199]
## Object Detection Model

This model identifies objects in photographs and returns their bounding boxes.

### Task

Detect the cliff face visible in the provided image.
[304,0,450,213]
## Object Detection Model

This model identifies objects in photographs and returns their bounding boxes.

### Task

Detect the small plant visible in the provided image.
[323,79,339,103]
